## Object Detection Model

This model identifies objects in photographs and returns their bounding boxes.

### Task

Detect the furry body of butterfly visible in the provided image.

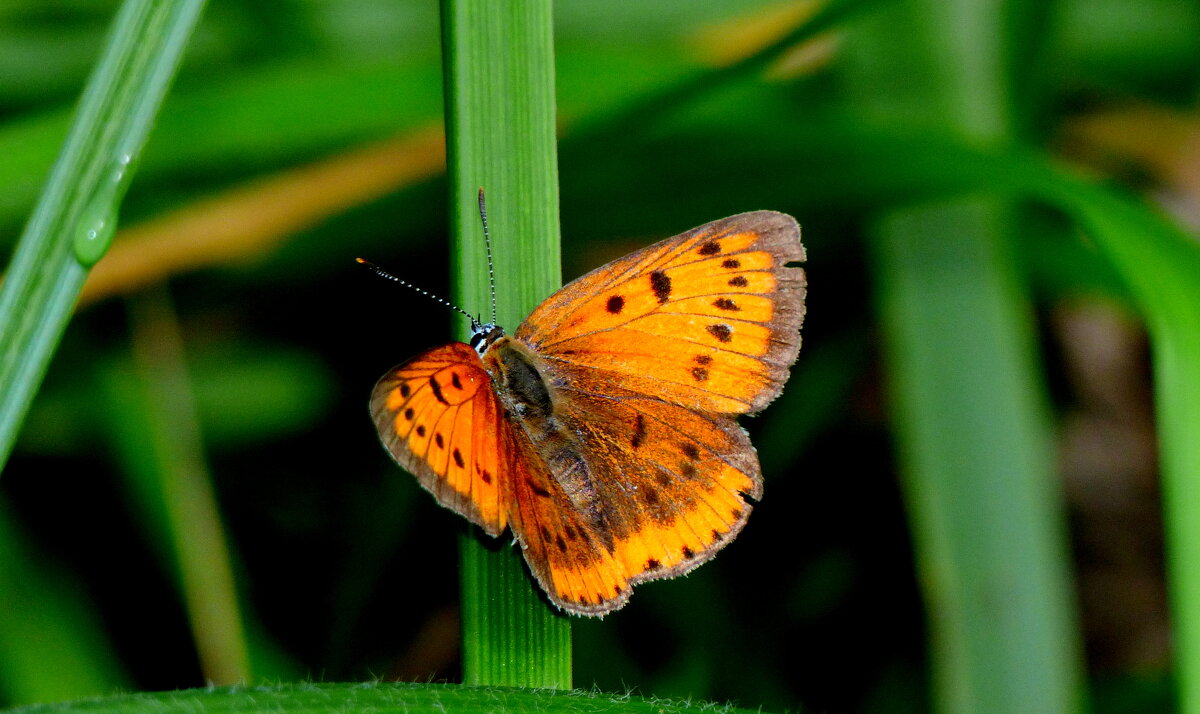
[370,211,805,616]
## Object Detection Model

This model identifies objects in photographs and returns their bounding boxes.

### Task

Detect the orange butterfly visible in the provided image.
[368,207,805,616]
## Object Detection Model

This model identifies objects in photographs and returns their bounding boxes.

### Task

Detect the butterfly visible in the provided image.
[367,206,805,616]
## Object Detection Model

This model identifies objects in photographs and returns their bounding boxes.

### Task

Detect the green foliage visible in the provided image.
[846,3,1081,711]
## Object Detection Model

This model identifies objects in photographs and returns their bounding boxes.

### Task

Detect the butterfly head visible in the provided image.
[469,320,505,357]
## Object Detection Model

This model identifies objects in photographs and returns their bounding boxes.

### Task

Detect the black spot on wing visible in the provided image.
[728,276,748,287]
[399,382,411,398]
[429,377,449,404]
[606,295,625,314]
[713,298,739,311]
[722,258,741,269]
[707,324,733,343]
[650,270,672,304]
[698,240,721,255]
[691,366,709,382]
[453,448,465,468]
[451,372,463,390]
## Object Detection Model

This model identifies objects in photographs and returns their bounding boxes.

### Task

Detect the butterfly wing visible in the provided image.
[507,211,804,606]
[549,378,762,590]
[515,211,805,415]
[370,343,509,536]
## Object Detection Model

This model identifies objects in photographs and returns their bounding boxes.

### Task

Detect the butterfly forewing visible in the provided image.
[516,211,805,415]
[370,343,510,535]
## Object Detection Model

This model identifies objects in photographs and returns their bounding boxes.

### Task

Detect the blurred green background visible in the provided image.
[2,0,1199,711]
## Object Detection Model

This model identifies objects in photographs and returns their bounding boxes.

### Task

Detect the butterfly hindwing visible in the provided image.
[515,211,805,415]
[499,383,759,616]
[549,377,761,585]
[370,343,509,536]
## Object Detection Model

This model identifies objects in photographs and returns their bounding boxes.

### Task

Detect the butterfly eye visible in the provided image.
[469,323,505,356]
[469,331,488,354]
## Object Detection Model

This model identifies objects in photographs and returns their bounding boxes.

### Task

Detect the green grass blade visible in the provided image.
[1157,310,1200,714]
[4,682,769,714]
[98,288,251,684]
[870,201,1081,713]
[1041,182,1200,714]
[0,0,206,474]
[439,0,571,689]
[843,2,1083,711]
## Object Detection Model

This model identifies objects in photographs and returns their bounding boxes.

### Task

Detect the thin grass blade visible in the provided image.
[0,0,206,473]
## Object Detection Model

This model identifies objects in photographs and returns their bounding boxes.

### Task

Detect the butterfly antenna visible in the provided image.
[355,258,480,329]
[477,187,498,327]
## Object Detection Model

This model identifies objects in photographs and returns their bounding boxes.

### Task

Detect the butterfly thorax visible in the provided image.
[483,336,607,534]
[483,337,552,419]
